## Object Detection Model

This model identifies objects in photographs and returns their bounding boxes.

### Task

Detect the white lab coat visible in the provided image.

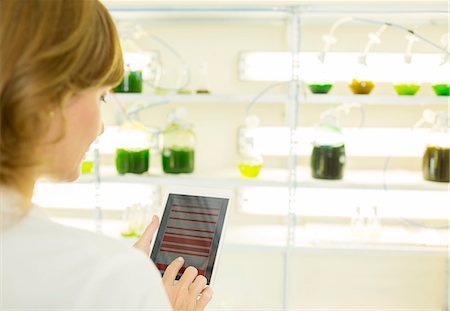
[0,187,172,310]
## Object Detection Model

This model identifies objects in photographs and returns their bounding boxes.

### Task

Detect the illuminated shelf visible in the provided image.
[93,166,290,188]
[107,93,285,104]
[224,225,448,255]
[109,93,448,106]
[76,167,449,192]
[50,218,448,256]
[299,94,449,106]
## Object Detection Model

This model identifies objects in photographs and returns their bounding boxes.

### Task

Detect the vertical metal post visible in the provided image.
[283,7,301,311]
[446,219,449,311]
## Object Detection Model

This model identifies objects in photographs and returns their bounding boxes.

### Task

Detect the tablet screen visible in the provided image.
[150,193,229,284]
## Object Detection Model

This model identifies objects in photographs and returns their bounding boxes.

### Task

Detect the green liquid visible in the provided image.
[394,84,420,96]
[422,146,449,182]
[432,84,450,96]
[311,145,345,180]
[238,163,262,178]
[162,148,194,174]
[81,161,94,174]
[176,89,192,95]
[113,70,143,93]
[308,84,333,94]
[196,89,210,94]
[115,148,149,175]
[154,88,170,95]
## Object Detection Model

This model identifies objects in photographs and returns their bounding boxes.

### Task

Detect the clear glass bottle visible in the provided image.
[162,108,195,174]
[310,110,346,180]
[422,112,450,182]
[237,116,263,178]
[115,121,150,175]
[196,61,210,94]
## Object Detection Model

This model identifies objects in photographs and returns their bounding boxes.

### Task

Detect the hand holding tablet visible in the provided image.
[161,256,213,311]
[150,188,230,285]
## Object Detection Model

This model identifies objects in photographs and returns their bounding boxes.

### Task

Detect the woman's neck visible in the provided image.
[1,180,35,204]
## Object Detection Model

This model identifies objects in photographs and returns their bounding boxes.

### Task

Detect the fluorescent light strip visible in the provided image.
[239,52,447,83]
[250,127,431,157]
[239,187,449,220]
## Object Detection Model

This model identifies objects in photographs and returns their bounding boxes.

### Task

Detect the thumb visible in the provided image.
[133,215,159,255]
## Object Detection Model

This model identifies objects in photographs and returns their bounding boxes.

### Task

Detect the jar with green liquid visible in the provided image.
[162,109,195,174]
[113,70,143,93]
[238,151,263,178]
[116,148,149,175]
[115,122,150,175]
[310,109,346,180]
[422,112,450,182]
[237,116,263,178]
[393,84,420,96]
[308,83,333,94]
[311,144,346,179]
[431,62,450,96]
[162,148,194,174]
[305,61,334,94]
[432,84,450,96]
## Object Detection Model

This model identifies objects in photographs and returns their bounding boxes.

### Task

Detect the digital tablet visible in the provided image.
[150,188,230,285]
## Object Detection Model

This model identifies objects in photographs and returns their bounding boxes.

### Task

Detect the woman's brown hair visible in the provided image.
[0,0,123,196]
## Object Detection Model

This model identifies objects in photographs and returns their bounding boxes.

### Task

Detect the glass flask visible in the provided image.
[392,63,421,96]
[310,110,346,180]
[196,62,211,94]
[115,121,150,175]
[422,112,450,182]
[120,203,153,238]
[431,62,450,96]
[162,108,195,174]
[237,116,263,178]
[306,61,334,94]
[349,63,374,95]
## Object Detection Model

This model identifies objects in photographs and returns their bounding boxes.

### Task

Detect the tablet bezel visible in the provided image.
[150,186,231,285]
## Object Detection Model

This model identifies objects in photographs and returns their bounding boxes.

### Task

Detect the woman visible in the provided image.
[0,0,212,309]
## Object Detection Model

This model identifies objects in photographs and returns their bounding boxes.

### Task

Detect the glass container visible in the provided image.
[422,112,450,182]
[310,110,346,180]
[115,122,150,175]
[431,62,450,96]
[162,109,195,174]
[237,116,263,178]
[392,63,421,96]
[349,62,374,95]
[113,70,143,93]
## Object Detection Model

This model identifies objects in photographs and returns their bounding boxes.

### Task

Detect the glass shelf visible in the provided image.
[108,93,449,106]
[50,217,448,256]
[76,167,449,192]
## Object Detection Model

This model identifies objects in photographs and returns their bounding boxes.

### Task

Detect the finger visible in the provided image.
[162,257,184,286]
[133,215,159,255]
[178,266,198,289]
[196,286,213,311]
[188,274,207,297]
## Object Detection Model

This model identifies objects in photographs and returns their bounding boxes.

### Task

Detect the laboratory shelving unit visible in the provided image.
[68,2,449,309]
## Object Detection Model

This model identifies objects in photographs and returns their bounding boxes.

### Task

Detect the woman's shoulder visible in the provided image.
[2,206,172,309]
